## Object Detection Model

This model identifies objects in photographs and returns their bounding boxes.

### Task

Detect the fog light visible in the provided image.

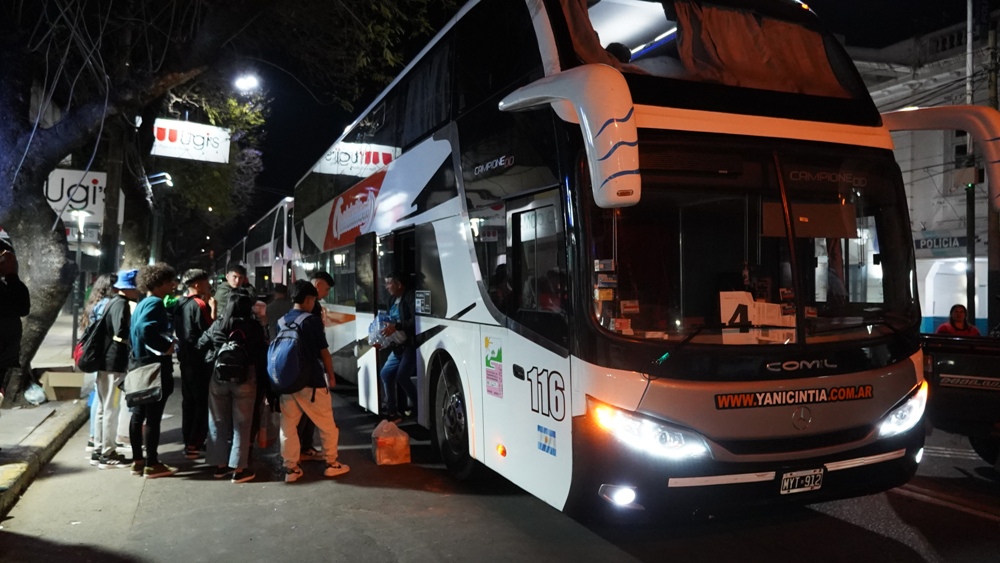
[598,484,643,510]
[612,487,636,505]
[915,447,924,464]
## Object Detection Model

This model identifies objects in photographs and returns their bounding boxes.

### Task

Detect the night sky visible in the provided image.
[810,0,970,48]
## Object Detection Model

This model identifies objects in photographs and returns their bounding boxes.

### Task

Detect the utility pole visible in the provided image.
[967,0,977,328]
[990,25,999,335]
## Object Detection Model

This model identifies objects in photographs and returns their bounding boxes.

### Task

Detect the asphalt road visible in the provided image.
[1,379,998,563]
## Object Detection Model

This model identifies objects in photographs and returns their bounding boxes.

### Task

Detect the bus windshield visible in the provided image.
[565,0,867,100]
[586,132,919,345]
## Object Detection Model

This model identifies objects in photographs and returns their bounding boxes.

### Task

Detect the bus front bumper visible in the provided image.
[566,413,924,514]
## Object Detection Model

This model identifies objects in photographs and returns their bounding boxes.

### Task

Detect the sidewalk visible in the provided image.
[1,313,89,517]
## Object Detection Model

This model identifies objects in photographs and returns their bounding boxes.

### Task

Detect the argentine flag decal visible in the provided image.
[537,425,557,457]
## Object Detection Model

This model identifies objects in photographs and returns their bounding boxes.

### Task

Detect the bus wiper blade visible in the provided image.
[653,324,713,365]
[810,319,902,336]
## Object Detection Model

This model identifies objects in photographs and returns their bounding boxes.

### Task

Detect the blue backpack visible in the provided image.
[267,311,313,394]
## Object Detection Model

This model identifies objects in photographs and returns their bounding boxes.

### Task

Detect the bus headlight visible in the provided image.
[589,399,710,459]
[878,381,928,439]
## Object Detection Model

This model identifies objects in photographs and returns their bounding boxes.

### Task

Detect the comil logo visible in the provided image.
[150,118,231,164]
[766,359,838,372]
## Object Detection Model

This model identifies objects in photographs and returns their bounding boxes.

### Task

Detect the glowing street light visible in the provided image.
[235,74,260,93]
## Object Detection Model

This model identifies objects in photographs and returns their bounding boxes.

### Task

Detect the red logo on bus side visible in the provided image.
[323,170,385,251]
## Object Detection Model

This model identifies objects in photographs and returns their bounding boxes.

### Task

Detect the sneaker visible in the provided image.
[183,445,200,460]
[231,469,256,484]
[284,465,303,483]
[300,448,324,461]
[89,452,101,466]
[143,463,177,479]
[213,466,233,479]
[98,452,128,469]
[85,440,95,452]
[323,461,350,478]
[130,461,145,476]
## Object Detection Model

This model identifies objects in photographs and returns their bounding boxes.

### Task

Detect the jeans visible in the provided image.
[379,347,417,416]
[130,395,168,465]
[207,375,257,470]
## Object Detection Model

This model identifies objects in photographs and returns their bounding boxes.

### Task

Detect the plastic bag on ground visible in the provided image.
[23,381,47,405]
[371,420,410,465]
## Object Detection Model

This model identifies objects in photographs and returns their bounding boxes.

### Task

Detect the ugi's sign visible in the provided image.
[151,118,231,164]
[45,169,107,221]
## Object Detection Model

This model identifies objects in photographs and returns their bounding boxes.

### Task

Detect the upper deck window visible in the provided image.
[564,0,865,100]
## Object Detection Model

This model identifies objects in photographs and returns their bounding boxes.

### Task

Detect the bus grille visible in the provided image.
[714,425,872,455]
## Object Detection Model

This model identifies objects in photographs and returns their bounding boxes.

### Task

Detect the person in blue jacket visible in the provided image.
[128,263,177,478]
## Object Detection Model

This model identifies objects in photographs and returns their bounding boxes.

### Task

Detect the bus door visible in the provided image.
[481,189,574,508]
[365,229,416,415]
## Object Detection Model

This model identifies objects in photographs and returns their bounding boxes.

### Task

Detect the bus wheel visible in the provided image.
[969,434,999,465]
[434,360,477,479]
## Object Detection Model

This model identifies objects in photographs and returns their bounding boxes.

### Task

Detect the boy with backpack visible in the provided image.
[268,280,349,482]
[90,270,139,468]
[174,269,216,459]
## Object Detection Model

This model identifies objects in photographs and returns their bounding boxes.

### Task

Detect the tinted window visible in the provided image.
[453,0,543,114]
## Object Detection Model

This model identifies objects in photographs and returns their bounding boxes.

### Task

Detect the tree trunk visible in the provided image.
[0,166,74,404]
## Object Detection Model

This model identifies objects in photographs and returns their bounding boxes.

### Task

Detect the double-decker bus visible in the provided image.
[244,197,295,294]
[211,198,295,297]
[292,0,1000,514]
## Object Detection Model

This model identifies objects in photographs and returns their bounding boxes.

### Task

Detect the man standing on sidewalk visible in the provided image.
[278,280,349,482]
[0,234,29,410]
[91,269,139,468]
[174,269,216,459]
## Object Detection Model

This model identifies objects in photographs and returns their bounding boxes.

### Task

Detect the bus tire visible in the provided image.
[969,434,999,465]
[434,360,478,480]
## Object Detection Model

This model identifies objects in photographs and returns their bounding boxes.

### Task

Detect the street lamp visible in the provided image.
[234,74,260,93]
[69,209,93,349]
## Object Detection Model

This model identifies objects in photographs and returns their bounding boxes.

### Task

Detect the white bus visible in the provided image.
[244,197,294,295]
[292,0,1000,514]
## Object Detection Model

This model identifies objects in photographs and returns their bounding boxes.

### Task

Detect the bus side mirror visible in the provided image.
[499,64,641,208]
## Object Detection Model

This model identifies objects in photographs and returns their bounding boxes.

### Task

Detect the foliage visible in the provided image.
[0,0,449,401]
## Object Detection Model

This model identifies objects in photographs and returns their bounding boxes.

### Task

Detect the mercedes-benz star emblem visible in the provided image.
[791,406,812,430]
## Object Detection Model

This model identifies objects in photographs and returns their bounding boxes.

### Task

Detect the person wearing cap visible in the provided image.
[174,269,216,459]
[0,235,29,406]
[89,269,141,468]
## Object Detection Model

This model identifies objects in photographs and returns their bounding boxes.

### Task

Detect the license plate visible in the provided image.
[780,469,823,494]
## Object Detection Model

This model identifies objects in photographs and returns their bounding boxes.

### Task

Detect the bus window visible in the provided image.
[401,42,452,148]
[453,0,542,114]
[329,246,356,307]
[575,0,866,99]
[470,204,508,317]
[509,192,568,347]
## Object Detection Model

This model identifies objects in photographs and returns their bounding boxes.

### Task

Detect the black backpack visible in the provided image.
[74,308,108,372]
[214,328,250,383]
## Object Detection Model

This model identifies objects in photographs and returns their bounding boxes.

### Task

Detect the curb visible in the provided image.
[0,400,89,518]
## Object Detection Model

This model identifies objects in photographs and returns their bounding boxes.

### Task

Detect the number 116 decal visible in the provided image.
[526,367,566,421]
